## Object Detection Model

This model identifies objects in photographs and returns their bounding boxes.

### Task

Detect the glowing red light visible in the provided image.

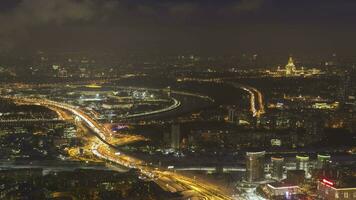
[322,179,334,186]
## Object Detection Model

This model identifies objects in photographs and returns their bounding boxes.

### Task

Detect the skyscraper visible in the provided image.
[339,68,356,103]
[285,56,296,75]
[170,123,181,149]
[228,107,236,123]
[296,155,310,177]
[317,153,331,169]
[271,156,284,180]
[245,151,265,182]
[305,114,325,142]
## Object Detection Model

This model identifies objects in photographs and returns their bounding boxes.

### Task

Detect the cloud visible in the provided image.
[135,0,266,22]
[0,0,266,35]
[233,0,264,12]
[0,0,119,49]
[20,0,95,23]
[218,0,264,16]
[168,2,198,18]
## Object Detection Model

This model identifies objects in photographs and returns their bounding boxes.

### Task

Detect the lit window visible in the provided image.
[344,192,348,198]
[353,192,356,198]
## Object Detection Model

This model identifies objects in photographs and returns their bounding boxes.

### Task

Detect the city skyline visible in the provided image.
[0,1,356,200]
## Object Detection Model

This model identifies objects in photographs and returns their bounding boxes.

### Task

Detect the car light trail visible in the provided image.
[11,96,233,200]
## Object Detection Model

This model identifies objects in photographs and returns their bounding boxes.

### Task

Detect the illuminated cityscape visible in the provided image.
[0,1,356,200]
[266,56,323,77]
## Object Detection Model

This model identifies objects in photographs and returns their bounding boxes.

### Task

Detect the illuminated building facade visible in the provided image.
[285,56,296,75]
[267,56,322,77]
[245,151,265,182]
[275,56,300,76]
[228,107,236,123]
[317,153,331,169]
[317,178,356,200]
[296,154,310,177]
[271,156,285,181]
[265,182,301,198]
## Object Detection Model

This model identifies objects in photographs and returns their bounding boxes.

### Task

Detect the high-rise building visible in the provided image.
[318,178,356,200]
[285,56,296,75]
[170,123,181,149]
[305,114,325,138]
[286,170,305,185]
[317,153,331,169]
[339,68,356,103]
[271,156,284,180]
[246,151,265,182]
[164,86,172,98]
[296,155,310,177]
[228,107,236,123]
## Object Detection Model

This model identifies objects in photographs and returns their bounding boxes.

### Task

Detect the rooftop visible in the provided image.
[267,181,299,189]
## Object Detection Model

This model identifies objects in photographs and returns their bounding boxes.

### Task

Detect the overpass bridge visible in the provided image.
[0,118,66,126]
[168,166,246,173]
[0,160,128,172]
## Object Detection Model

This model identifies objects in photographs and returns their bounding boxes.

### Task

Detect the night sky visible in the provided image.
[0,0,356,56]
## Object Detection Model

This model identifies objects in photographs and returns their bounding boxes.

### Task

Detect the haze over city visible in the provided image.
[1,0,356,56]
[0,1,355,200]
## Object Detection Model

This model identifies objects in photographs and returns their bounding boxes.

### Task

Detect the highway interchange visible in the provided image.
[5,82,266,200]
[11,96,232,200]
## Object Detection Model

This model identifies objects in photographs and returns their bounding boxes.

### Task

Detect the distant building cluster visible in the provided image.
[240,151,356,200]
[266,56,323,77]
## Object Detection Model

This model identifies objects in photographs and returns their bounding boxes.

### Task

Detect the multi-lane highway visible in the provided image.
[229,83,265,117]
[12,97,232,200]
[123,97,181,119]
[169,78,265,118]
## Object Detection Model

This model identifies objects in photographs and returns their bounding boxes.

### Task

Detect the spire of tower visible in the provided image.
[288,56,294,65]
[285,56,296,75]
